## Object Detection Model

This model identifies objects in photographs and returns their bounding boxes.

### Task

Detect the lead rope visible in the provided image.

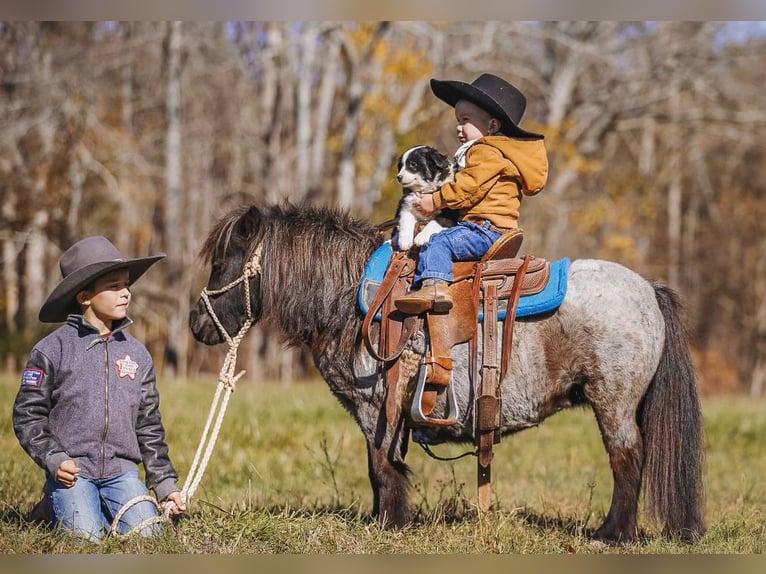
[110,244,264,538]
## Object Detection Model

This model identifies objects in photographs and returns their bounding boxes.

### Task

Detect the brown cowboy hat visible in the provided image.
[430,73,544,140]
[39,236,166,323]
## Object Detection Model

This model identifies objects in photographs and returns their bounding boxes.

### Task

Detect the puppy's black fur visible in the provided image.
[391,145,458,251]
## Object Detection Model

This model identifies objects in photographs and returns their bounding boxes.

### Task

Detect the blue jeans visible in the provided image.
[45,470,161,542]
[415,220,502,285]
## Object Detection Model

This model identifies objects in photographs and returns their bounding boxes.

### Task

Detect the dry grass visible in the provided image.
[1,376,764,554]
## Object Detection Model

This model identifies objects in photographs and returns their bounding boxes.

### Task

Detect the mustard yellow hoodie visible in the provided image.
[432,135,548,230]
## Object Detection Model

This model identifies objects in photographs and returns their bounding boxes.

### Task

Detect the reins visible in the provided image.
[110,243,264,538]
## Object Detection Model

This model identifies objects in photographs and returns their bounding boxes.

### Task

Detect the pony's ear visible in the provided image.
[236,205,261,239]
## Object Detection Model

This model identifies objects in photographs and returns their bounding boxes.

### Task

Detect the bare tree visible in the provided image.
[1,22,765,393]
[334,22,391,210]
[162,21,186,378]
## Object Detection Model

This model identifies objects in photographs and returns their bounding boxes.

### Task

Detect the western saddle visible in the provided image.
[361,229,551,511]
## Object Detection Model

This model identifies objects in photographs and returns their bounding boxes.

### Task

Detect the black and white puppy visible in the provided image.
[392,145,458,251]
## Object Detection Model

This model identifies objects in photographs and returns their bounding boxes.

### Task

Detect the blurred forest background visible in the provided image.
[1,21,765,395]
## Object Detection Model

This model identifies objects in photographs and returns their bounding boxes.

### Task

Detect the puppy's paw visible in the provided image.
[397,237,413,251]
[413,230,434,246]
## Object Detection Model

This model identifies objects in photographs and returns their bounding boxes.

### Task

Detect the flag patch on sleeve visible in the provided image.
[21,368,44,387]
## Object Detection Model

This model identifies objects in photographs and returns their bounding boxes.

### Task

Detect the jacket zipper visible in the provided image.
[99,337,110,477]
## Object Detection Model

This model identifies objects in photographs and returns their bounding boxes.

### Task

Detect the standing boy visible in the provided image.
[395,73,549,314]
[13,236,185,542]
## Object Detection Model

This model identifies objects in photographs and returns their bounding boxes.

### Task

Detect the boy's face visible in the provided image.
[454,99,498,143]
[77,268,131,324]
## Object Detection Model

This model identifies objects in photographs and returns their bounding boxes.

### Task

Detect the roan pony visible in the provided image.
[189,201,705,544]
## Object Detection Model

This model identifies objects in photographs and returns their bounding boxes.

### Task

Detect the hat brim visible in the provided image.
[430,79,544,140]
[38,254,166,323]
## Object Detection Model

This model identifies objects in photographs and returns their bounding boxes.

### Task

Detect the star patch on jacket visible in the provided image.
[114,355,139,380]
[20,368,44,388]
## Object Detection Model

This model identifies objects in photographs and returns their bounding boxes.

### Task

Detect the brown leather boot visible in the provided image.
[394,279,453,315]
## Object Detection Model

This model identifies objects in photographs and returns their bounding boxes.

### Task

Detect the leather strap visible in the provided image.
[500,255,531,382]
[467,262,483,392]
[360,251,419,427]
[474,256,532,512]
[362,252,416,362]
[476,279,501,512]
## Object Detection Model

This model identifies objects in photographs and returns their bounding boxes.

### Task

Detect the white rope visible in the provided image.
[109,244,264,537]
[178,378,234,503]
[109,494,168,537]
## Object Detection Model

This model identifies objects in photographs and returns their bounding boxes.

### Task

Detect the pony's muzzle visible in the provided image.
[189,302,224,345]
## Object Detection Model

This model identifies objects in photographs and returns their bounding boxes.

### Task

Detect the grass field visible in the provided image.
[1,375,764,554]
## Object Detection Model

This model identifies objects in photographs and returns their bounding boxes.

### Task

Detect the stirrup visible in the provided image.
[410,363,459,426]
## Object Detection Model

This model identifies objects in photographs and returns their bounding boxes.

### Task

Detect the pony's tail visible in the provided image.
[640,283,706,542]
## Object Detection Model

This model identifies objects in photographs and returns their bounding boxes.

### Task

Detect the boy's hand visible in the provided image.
[56,459,81,488]
[414,193,435,217]
[163,491,186,515]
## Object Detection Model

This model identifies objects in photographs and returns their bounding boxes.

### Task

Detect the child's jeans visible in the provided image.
[45,469,161,542]
[414,220,502,285]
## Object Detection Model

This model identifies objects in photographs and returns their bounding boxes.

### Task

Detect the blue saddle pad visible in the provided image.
[358,241,570,322]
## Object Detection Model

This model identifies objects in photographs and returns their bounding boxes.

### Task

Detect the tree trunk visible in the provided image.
[751,234,766,397]
[295,25,318,199]
[25,212,49,322]
[336,23,390,211]
[309,30,340,197]
[666,78,683,291]
[163,20,187,379]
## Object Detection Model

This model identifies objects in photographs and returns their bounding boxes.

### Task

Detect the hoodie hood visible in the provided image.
[486,136,548,196]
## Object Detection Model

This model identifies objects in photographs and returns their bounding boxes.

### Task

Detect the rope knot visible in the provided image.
[244,244,264,276]
[243,260,260,277]
[220,369,245,391]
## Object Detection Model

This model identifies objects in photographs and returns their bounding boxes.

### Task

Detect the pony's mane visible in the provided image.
[201,202,382,260]
[201,201,385,345]
[199,204,252,263]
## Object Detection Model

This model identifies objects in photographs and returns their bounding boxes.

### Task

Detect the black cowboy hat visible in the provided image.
[430,73,544,140]
[39,236,166,323]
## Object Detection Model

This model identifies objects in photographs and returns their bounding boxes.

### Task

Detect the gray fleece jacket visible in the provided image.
[12,315,179,501]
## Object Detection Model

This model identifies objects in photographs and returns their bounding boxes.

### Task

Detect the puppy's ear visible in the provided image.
[433,150,451,171]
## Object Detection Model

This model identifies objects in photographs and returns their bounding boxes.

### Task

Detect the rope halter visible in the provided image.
[199,243,264,389]
[178,243,264,506]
